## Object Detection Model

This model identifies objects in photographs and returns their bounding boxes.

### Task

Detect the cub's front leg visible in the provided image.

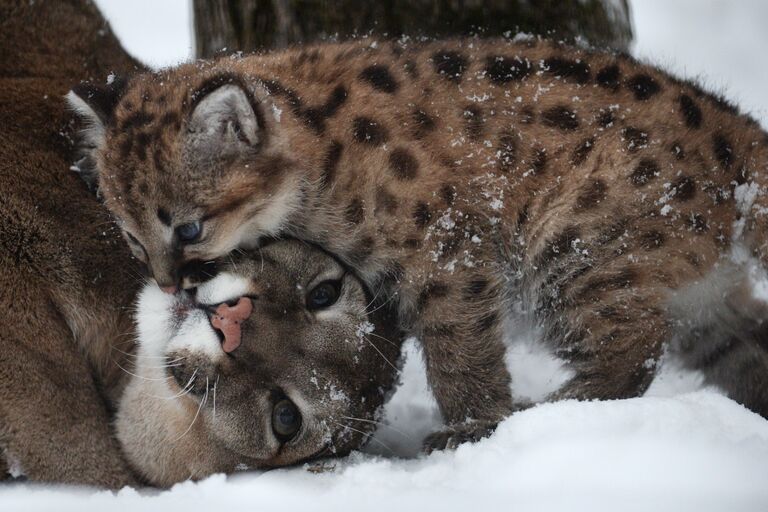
[409,266,516,452]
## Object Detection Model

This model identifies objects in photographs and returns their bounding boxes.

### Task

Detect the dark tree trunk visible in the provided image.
[193,0,633,58]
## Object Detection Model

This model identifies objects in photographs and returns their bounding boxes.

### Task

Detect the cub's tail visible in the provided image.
[667,261,768,418]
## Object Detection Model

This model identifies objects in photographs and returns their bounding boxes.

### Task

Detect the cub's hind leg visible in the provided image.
[0,315,136,488]
[539,273,669,402]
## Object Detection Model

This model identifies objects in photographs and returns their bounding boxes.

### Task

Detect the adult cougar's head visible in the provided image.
[116,240,402,487]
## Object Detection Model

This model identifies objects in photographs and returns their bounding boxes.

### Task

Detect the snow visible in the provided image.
[2,387,768,511]
[4,2,768,510]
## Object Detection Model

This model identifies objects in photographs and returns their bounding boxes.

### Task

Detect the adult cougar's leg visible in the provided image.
[0,316,136,488]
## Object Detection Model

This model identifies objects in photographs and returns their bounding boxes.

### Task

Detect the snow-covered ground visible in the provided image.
[3,2,768,510]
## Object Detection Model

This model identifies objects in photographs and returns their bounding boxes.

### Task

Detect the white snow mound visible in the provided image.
[1,389,767,512]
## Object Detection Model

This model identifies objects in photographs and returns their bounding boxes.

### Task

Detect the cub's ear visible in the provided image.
[66,77,127,191]
[188,83,261,154]
[66,77,126,147]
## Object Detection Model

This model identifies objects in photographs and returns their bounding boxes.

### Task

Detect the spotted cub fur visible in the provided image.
[69,38,768,448]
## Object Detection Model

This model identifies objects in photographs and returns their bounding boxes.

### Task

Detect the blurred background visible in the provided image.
[93,0,768,129]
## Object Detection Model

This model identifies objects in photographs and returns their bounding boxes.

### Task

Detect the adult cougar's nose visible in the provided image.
[210,297,253,353]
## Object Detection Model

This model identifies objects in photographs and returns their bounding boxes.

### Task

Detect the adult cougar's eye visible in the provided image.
[272,399,302,441]
[306,281,340,310]
[176,221,202,243]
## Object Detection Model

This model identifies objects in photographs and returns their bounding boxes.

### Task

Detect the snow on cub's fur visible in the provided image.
[117,240,402,486]
[70,38,768,450]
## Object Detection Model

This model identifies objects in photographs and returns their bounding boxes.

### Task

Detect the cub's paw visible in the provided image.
[423,421,498,454]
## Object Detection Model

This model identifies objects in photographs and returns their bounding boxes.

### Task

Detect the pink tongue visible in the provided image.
[210,297,253,353]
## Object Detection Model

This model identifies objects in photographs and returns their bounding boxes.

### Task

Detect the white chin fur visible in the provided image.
[135,283,223,363]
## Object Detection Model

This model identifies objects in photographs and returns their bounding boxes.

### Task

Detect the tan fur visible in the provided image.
[0,0,143,486]
[73,37,768,448]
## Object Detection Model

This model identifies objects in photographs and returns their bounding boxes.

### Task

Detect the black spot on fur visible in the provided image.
[542,106,579,131]
[359,65,399,93]
[159,111,180,128]
[413,202,432,228]
[535,225,580,268]
[735,165,749,186]
[121,112,154,132]
[485,55,532,84]
[597,109,615,128]
[417,281,450,311]
[375,188,399,215]
[320,141,343,189]
[713,133,733,169]
[688,213,709,233]
[462,105,484,140]
[575,179,607,210]
[152,148,164,171]
[403,237,422,249]
[345,197,365,225]
[349,237,375,266]
[432,51,467,82]
[542,57,591,84]
[626,74,661,100]
[265,80,347,134]
[119,137,133,159]
[463,278,490,301]
[403,59,419,79]
[531,148,548,174]
[411,109,436,139]
[639,230,665,250]
[353,117,389,145]
[474,311,499,333]
[388,148,419,180]
[134,132,150,161]
[596,64,621,91]
[440,184,456,205]
[571,137,595,166]
[678,94,703,128]
[519,105,536,124]
[157,208,172,226]
[497,132,517,173]
[623,127,649,152]
[630,158,659,186]
[673,176,696,201]
[595,217,627,245]
[576,268,636,301]
[671,142,686,160]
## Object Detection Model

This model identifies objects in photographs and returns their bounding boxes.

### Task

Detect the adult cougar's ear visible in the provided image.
[187,78,262,158]
[66,76,127,191]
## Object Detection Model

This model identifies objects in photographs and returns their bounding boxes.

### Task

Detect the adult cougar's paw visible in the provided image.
[423,421,498,454]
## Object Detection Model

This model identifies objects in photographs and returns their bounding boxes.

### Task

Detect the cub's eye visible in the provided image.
[306,281,341,311]
[175,221,202,243]
[272,398,302,441]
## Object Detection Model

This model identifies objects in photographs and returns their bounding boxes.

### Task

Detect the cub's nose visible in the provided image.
[210,297,253,353]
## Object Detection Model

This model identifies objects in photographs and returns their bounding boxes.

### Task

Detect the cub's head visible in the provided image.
[67,70,302,290]
[117,240,402,487]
